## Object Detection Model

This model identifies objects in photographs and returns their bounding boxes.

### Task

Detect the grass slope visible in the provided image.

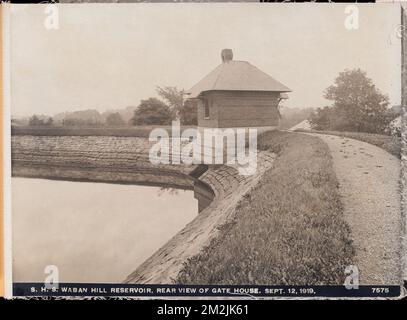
[176,131,354,285]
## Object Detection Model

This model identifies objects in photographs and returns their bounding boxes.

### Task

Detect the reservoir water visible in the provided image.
[12,177,198,283]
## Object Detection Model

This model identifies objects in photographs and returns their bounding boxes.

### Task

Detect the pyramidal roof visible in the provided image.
[187,49,291,98]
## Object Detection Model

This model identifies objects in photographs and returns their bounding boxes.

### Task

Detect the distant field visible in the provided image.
[176,131,354,285]
[295,129,401,158]
[11,125,195,138]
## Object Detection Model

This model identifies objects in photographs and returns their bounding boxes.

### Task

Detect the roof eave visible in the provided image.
[186,88,291,99]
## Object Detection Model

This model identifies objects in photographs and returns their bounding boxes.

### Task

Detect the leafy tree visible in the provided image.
[156,86,185,119]
[309,107,333,131]
[105,112,125,126]
[130,98,173,125]
[180,99,198,125]
[45,117,53,126]
[156,86,198,125]
[29,115,44,126]
[310,69,394,133]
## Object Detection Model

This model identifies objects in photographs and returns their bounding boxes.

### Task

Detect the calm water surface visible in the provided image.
[12,178,198,283]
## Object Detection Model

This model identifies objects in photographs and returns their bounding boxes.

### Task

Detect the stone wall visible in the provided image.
[12,135,197,189]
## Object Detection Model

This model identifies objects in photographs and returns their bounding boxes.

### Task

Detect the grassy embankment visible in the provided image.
[295,129,401,158]
[176,131,354,285]
[11,125,193,138]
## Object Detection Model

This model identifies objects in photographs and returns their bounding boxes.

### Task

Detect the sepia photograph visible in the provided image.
[3,2,405,299]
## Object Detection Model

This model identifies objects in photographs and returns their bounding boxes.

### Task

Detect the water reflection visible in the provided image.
[158,186,180,196]
[158,182,214,212]
[11,177,212,283]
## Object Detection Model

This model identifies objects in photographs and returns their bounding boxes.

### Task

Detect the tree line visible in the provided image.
[25,69,399,136]
[27,86,197,127]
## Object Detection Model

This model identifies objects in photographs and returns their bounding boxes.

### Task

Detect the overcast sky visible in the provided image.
[10,3,401,117]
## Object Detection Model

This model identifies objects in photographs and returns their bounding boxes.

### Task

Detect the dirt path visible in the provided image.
[307,133,402,285]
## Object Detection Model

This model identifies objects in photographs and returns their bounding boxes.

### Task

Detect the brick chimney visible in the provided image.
[221,49,233,63]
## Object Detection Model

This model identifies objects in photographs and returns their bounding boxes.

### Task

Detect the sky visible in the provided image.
[9,3,402,117]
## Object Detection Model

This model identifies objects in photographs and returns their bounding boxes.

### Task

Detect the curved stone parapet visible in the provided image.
[124,152,275,284]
